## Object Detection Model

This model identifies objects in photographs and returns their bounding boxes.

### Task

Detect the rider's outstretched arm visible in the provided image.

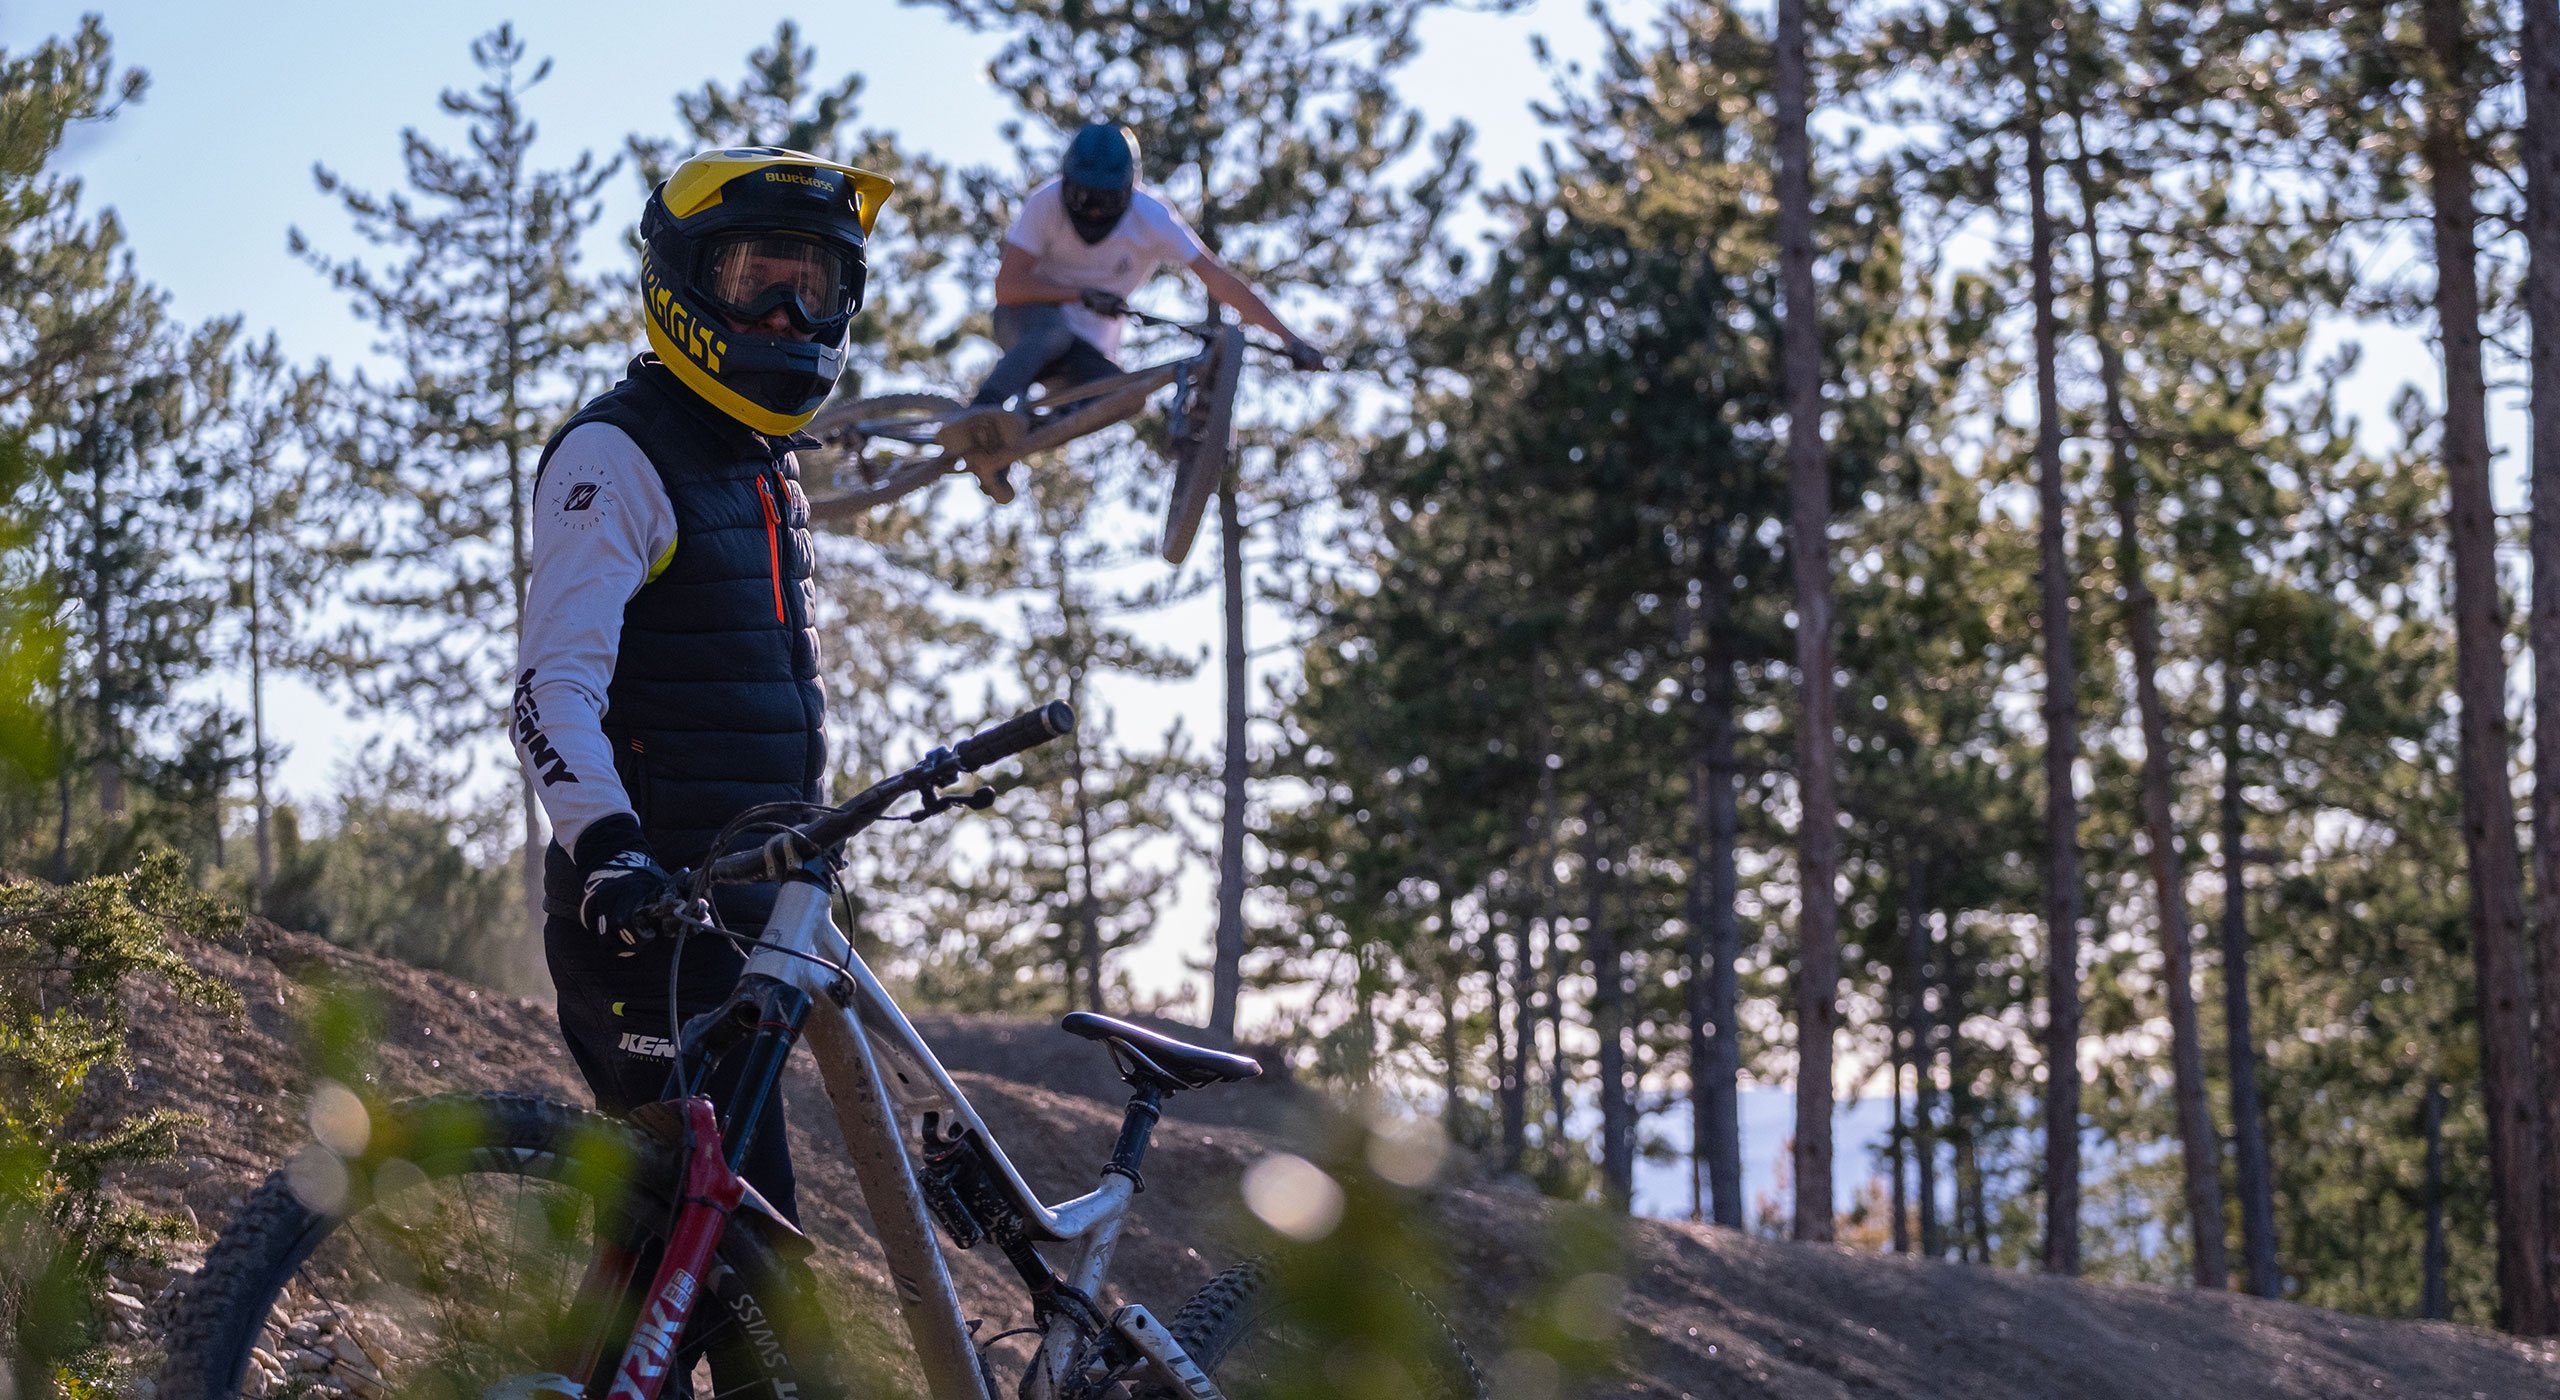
[1190,253,1324,367]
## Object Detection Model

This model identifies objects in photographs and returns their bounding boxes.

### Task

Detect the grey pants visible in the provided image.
[969,302,1123,408]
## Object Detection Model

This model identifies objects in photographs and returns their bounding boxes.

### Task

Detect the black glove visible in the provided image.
[574,817,702,951]
[1284,335,1330,372]
[1079,287,1131,317]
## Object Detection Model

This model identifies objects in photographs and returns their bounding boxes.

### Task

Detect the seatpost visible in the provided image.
[1104,1084,1165,1191]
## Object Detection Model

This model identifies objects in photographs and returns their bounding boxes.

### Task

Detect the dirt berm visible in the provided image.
[75,919,2560,1399]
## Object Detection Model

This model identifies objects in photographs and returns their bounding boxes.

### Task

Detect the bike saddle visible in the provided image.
[1060,1011,1263,1093]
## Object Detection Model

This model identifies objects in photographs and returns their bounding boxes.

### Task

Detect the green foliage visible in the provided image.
[0,852,239,1400]
[254,746,523,987]
[1236,1103,1618,1400]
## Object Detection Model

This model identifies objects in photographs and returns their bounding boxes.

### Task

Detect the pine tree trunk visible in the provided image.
[1072,743,1103,1011]
[89,431,124,819]
[2424,0,2550,1334]
[1503,870,1534,1174]
[2519,0,2560,1318]
[1210,467,1249,1037]
[2024,93,2085,1278]
[1590,814,1632,1208]
[1775,0,1838,1245]
[1536,750,1571,1174]
[1704,652,1745,1227]
[2218,668,2281,1296]
[49,677,71,883]
[1907,857,1942,1257]
[1956,940,1994,1264]
[508,406,544,993]
[1057,538,1104,1012]
[248,510,274,905]
[1890,1027,1911,1254]
[1686,568,1746,1227]
[1493,905,1525,1171]
[2078,185,2230,1289]
[2424,1074,2449,1320]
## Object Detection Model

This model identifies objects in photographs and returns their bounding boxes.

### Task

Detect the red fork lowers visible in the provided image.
[606,1098,744,1400]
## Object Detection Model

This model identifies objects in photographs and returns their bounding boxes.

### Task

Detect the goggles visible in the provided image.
[1062,182,1131,227]
[701,232,865,331]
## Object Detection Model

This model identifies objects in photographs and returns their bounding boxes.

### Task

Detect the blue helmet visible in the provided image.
[1060,123,1139,245]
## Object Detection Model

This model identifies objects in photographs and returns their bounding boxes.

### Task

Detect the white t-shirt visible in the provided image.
[1004,179,1207,356]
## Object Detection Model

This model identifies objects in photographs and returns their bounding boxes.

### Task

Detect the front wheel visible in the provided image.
[1158,326,1244,567]
[158,1093,840,1400]
[1150,1259,1487,1400]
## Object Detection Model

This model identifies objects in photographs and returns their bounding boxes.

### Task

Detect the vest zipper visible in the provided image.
[754,475,786,624]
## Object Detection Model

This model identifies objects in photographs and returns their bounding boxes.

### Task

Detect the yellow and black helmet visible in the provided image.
[638,147,895,435]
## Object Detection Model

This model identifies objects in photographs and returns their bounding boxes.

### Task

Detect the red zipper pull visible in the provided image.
[755,477,785,624]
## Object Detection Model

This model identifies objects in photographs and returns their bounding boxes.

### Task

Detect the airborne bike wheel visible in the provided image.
[801,391,968,519]
[159,1093,839,1400]
[1158,326,1244,567]
[1149,1259,1487,1400]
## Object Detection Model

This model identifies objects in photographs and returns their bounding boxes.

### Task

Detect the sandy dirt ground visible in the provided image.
[74,918,2560,1399]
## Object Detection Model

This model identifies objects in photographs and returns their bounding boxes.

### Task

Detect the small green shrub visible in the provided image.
[0,851,239,1400]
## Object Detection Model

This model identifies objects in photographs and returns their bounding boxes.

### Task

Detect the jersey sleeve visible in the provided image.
[1142,191,1208,265]
[512,423,679,859]
[1004,182,1055,256]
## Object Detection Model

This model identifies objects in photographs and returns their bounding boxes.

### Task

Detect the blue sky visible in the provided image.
[9,1,1602,368]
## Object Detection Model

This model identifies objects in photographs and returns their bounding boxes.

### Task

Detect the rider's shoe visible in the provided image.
[935,405,1025,456]
[968,458,1021,505]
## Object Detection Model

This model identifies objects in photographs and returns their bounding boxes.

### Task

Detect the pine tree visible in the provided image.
[922,454,1201,1011]
[296,24,621,991]
[2413,0,2543,1330]
[202,335,342,905]
[2520,0,2560,1320]
[924,0,1481,1037]
[1773,0,1843,1245]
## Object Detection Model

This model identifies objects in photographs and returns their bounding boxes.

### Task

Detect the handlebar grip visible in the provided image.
[954,700,1077,770]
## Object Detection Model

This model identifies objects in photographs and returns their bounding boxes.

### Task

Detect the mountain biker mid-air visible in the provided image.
[936,122,1327,501]
[509,146,894,1225]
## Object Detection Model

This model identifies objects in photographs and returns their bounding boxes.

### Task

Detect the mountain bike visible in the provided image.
[795,310,1272,567]
[158,702,1485,1400]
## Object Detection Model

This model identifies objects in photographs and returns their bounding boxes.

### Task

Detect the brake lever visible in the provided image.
[906,786,998,820]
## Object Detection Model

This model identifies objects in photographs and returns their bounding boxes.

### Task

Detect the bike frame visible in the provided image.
[606,874,1215,1400]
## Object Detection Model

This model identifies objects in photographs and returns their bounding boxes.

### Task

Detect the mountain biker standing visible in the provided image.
[938,121,1327,500]
[509,147,895,1224]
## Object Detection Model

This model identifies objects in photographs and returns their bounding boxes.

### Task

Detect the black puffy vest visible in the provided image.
[536,357,825,915]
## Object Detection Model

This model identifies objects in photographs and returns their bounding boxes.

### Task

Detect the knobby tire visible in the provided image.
[159,1092,839,1400]
[1150,1259,1486,1400]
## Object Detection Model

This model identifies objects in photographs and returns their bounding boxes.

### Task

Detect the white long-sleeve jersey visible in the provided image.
[510,423,680,856]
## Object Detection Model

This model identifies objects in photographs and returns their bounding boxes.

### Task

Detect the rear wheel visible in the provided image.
[1158,326,1243,566]
[159,1093,839,1400]
[801,391,967,518]
[1150,1259,1485,1400]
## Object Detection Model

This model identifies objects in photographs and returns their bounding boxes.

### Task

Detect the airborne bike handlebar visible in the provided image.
[1120,304,1315,365]
[696,700,1078,886]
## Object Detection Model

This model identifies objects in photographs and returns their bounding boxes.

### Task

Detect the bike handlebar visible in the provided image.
[956,699,1077,769]
[1123,305,1321,366]
[697,700,1078,886]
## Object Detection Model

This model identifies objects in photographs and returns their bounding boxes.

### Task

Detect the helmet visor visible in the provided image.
[702,233,864,330]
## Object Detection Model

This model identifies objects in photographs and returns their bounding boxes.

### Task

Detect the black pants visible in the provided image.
[547,912,799,1223]
[969,302,1123,407]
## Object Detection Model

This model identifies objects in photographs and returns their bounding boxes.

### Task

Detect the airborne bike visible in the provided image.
[158,702,1483,1400]
[795,309,1291,567]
